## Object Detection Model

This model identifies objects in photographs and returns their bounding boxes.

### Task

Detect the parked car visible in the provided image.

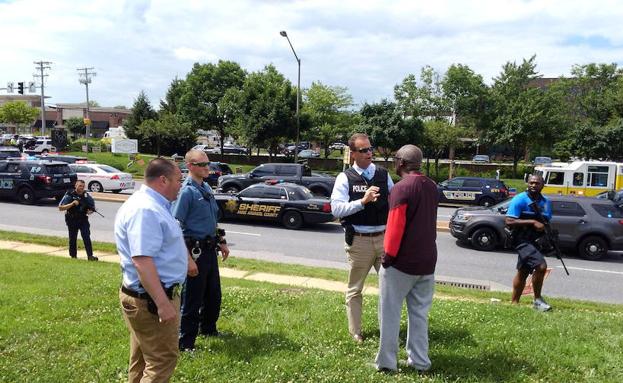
[179,161,233,187]
[69,163,134,193]
[192,144,221,155]
[0,159,77,204]
[298,149,320,159]
[27,138,56,154]
[217,163,335,197]
[0,146,22,160]
[215,182,333,229]
[437,177,509,206]
[449,195,623,260]
[472,154,491,163]
[329,142,346,150]
[283,141,311,156]
[533,156,553,165]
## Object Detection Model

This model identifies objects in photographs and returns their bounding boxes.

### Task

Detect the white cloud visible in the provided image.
[1,0,623,108]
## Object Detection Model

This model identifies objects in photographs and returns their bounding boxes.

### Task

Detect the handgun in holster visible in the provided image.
[342,221,355,246]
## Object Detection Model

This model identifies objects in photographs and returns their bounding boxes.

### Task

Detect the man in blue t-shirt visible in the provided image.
[505,175,553,312]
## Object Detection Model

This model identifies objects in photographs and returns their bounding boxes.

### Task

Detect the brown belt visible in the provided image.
[354,231,384,237]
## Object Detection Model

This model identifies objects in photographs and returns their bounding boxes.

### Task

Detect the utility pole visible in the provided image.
[33,61,52,136]
[77,67,96,154]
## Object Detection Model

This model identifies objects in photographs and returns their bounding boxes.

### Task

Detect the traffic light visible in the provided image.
[17,82,24,94]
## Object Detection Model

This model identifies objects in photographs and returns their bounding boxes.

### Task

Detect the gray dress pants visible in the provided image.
[375,266,434,371]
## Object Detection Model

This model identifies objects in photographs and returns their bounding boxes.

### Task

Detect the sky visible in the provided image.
[2,0,623,109]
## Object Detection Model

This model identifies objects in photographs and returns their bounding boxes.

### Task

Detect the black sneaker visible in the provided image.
[88,256,99,262]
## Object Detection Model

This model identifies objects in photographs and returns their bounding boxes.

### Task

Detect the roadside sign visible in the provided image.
[112,138,138,154]
[83,118,91,126]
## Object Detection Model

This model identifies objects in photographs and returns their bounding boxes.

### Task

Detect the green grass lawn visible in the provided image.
[1,250,622,382]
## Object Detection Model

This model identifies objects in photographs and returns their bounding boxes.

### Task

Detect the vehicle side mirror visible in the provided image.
[249,172,257,178]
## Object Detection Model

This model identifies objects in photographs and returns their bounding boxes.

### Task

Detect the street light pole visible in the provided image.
[77,67,96,156]
[280,30,301,163]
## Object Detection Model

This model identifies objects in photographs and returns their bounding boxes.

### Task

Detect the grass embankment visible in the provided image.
[1,250,622,382]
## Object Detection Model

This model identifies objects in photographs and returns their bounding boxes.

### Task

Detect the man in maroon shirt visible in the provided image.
[375,144,438,373]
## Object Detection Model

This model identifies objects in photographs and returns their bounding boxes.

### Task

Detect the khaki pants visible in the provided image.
[120,290,181,383]
[344,233,384,336]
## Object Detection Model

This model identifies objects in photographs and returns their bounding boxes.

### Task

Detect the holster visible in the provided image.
[342,222,355,246]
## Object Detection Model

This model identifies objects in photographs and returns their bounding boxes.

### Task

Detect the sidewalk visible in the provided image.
[0,235,508,293]
[0,240,379,295]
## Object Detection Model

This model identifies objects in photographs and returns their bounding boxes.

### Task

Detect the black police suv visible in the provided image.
[438,177,509,206]
[215,182,333,230]
[449,195,623,260]
[0,159,77,204]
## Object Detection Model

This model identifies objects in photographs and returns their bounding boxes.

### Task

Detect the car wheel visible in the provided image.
[42,149,48,154]
[17,187,36,205]
[223,185,240,194]
[470,227,498,251]
[282,210,303,230]
[89,181,103,193]
[112,189,122,194]
[479,197,495,207]
[578,236,608,260]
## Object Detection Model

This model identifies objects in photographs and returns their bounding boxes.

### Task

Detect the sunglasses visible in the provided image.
[355,146,374,154]
[190,162,210,167]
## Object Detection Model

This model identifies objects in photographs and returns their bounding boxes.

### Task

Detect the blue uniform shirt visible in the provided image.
[171,177,219,238]
[59,191,95,208]
[114,184,188,292]
[506,191,552,221]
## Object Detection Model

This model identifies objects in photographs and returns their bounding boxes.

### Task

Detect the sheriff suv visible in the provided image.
[0,159,77,204]
[438,177,509,206]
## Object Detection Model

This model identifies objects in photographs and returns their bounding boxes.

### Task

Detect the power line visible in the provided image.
[33,61,52,136]
[77,67,96,154]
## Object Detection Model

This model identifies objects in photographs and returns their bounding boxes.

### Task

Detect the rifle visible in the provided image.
[529,199,570,276]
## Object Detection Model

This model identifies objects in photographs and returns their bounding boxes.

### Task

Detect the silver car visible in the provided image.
[449,195,623,260]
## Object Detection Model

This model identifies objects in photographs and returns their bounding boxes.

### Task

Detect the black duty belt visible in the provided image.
[184,236,216,260]
[354,231,385,237]
[121,284,180,300]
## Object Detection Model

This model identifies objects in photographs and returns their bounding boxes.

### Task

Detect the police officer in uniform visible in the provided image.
[330,133,394,343]
[172,149,230,351]
[58,179,98,261]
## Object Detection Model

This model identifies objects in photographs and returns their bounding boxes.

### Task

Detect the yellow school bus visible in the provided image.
[534,161,623,197]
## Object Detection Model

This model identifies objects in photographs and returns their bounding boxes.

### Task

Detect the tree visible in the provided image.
[394,66,451,119]
[124,91,157,150]
[159,77,185,115]
[0,101,39,133]
[88,100,100,108]
[487,56,553,177]
[358,100,424,160]
[423,120,467,179]
[441,64,491,132]
[302,81,353,157]
[178,60,246,157]
[65,117,85,139]
[222,65,296,160]
[137,113,196,156]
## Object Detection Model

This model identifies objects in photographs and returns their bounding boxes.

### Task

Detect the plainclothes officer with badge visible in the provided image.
[58,179,98,261]
[115,158,194,382]
[172,149,230,351]
[330,133,394,343]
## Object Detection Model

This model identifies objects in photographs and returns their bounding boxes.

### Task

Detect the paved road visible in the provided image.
[1,199,622,304]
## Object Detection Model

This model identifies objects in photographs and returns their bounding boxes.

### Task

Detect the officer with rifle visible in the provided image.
[58,179,98,261]
[505,174,565,311]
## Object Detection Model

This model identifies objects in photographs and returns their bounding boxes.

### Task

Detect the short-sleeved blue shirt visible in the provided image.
[506,191,552,221]
[114,184,188,292]
[171,177,219,238]
[59,191,95,209]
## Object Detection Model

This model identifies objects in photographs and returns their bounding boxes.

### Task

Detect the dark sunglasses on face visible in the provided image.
[356,146,374,154]
[190,162,210,167]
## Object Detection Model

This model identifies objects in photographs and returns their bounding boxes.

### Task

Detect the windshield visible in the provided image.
[97,165,121,173]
